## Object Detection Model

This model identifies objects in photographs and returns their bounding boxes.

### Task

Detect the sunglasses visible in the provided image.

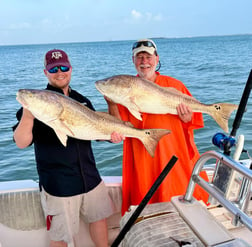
[48,66,70,73]
[132,41,156,50]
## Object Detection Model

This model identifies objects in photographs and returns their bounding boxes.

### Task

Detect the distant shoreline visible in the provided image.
[1,33,251,47]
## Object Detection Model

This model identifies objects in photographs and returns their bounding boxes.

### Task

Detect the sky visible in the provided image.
[0,0,252,46]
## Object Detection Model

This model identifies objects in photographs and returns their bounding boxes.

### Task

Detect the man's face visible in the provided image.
[133,52,159,80]
[44,66,72,91]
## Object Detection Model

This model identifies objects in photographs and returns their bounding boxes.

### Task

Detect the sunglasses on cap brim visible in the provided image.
[132,41,156,50]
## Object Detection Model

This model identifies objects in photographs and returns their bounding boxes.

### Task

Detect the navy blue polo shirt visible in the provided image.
[13,84,102,197]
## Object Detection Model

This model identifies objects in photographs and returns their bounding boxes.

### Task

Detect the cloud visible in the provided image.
[131,9,142,19]
[129,9,163,23]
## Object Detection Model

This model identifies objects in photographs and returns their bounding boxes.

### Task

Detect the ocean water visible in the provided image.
[1,35,252,182]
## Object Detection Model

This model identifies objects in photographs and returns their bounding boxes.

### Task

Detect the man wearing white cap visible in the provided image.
[107,39,209,216]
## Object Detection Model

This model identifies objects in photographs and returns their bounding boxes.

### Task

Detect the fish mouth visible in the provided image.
[16,90,28,108]
[95,81,105,94]
[16,96,28,108]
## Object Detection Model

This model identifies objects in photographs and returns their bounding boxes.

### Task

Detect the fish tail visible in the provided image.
[140,129,171,157]
[211,103,238,133]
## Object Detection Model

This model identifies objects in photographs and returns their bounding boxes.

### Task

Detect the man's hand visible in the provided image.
[110,131,125,143]
[22,108,35,120]
[13,108,34,148]
[176,103,192,123]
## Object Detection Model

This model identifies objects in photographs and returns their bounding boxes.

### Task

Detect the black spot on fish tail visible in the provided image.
[141,129,171,157]
[211,103,238,132]
[145,130,151,135]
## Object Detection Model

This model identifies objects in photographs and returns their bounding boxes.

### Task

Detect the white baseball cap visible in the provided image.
[132,39,158,56]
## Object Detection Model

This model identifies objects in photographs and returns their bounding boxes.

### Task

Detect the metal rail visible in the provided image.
[183,150,252,231]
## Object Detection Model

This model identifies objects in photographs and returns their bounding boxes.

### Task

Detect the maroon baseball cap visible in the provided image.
[44,49,71,70]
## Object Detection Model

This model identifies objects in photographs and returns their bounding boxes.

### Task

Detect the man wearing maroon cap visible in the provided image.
[13,49,116,247]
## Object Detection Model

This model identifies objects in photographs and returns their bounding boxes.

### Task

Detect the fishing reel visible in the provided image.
[212,133,236,154]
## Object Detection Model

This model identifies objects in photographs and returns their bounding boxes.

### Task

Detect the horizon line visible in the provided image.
[0,33,251,47]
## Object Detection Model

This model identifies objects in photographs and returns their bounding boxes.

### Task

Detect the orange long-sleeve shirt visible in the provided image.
[118,73,209,215]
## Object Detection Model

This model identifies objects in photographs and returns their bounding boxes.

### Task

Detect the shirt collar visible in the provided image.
[46,84,72,95]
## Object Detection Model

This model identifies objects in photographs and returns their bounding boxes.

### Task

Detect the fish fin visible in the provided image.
[60,120,75,134]
[54,129,68,147]
[129,109,142,121]
[211,103,238,132]
[49,120,74,146]
[125,96,142,120]
[140,129,171,157]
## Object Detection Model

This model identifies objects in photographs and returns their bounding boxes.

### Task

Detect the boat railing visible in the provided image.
[182,150,252,231]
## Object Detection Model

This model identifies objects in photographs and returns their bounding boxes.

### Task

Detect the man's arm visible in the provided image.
[104,97,125,143]
[13,108,34,148]
[105,96,122,120]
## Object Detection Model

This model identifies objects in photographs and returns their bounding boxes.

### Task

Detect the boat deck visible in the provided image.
[0,176,251,247]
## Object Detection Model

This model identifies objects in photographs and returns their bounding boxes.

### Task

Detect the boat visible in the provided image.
[0,139,251,246]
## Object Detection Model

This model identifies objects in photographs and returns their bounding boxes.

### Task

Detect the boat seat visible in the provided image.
[0,178,122,247]
[0,180,45,230]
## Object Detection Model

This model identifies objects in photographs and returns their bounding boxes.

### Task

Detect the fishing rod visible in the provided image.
[211,70,252,195]
[212,69,252,155]
[111,155,178,247]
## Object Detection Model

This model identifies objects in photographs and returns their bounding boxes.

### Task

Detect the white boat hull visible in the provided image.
[0,153,251,247]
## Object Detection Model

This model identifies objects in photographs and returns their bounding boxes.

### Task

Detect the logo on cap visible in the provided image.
[51,51,63,60]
